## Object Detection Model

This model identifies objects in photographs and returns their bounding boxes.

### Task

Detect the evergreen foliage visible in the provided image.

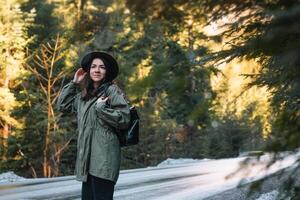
[200,0,300,196]
[200,0,300,152]
[1,1,296,188]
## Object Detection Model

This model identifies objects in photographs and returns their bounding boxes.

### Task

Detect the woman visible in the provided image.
[57,51,130,200]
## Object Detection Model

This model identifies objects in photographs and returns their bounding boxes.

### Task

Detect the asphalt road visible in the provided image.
[0,154,298,200]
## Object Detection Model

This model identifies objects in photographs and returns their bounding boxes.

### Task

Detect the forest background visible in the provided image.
[0,0,299,186]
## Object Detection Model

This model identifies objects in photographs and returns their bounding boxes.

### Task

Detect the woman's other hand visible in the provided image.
[97,96,109,104]
[73,68,87,83]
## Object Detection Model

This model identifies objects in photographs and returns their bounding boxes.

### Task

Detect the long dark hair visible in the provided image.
[80,57,112,101]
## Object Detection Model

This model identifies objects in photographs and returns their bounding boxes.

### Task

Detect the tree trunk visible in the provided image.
[2,77,11,156]
[43,128,50,177]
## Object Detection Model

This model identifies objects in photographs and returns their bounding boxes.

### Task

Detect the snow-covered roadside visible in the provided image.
[0,171,26,183]
[154,152,299,200]
[255,190,279,200]
[157,158,211,167]
[0,151,298,200]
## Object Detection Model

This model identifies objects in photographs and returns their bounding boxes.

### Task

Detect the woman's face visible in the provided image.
[89,58,106,84]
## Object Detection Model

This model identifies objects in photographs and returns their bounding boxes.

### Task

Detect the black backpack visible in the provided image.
[116,105,139,147]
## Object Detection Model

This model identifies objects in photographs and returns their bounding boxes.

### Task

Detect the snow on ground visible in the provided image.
[0,151,298,200]
[157,158,210,167]
[0,171,26,183]
[255,190,279,200]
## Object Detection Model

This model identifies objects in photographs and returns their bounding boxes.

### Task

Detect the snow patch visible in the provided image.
[157,158,209,167]
[255,190,279,200]
[0,171,26,183]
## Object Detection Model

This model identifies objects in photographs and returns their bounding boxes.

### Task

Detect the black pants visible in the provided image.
[82,174,115,200]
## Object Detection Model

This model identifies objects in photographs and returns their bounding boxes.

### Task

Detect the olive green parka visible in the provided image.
[57,81,130,183]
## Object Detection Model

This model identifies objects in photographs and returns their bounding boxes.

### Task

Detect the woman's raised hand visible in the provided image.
[73,68,87,83]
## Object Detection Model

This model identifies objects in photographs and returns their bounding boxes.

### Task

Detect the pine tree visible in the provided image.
[200,0,300,197]
[200,0,300,152]
[0,0,35,159]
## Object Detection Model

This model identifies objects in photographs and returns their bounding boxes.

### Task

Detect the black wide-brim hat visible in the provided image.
[81,51,119,81]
